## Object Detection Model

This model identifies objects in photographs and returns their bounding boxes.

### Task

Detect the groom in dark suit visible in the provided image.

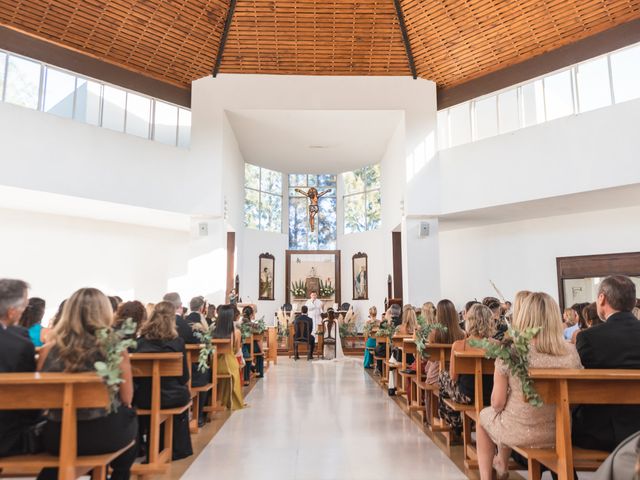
[573,275,640,452]
[293,306,315,360]
[0,278,38,457]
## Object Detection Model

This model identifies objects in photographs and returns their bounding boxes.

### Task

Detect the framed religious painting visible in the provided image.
[258,253,275,301]
[352,252,368,300]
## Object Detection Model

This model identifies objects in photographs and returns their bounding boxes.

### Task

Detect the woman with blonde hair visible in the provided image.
[398,304,418,335]
[135,301,192,460]
[438,304,495,436]
[476,292,582,480]
[363,306,380,369]
[421,302,436,325]
[37,288,137,480]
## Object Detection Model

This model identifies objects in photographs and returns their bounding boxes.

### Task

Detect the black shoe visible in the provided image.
[388,388,396,396]
[294,356,300,360]
[198,417,206,428]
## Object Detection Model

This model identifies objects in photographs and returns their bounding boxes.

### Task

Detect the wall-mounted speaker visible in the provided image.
[419,221,430,238]
[198,222,209,236]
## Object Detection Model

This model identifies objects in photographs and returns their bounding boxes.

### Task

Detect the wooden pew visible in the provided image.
[390,334,413,401]
[512,369,640,480]
[266,326,278,366]
[252,333,266,372]
[0,372,134,480]
[130,353,191,477]
[413,343,452,431]
[184,344,214,433]
[400,339,422,412]
[451,349,495,470]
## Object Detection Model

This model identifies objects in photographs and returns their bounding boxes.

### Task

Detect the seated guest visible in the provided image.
[483,297,507,340]
[113,300,147,338]
[184,296,215,425]
[293,306,315,361]
[573,275,640,452]
[185,296,209,330]
[571,302,602,343]
[240,306,264,382]
[438,304,495,436]
[0,279,39,458]
[563,304,581,340]
[462,300,480,326]
[206,303,217,325]
[213,305,244,410]
[398,304,417,336]
[363,306,379,369]
[424,299,466,385]
[421,302,437,325]
[164,292,199,345]
[19,297,47,347]
[476,292,581,480]
[135,301,193,460]
[145,303,155,320]
[108,296,120,312]
[389,303,402,327]
[36,288,137,480]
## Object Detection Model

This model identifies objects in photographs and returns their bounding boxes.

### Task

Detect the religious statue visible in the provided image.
[295,187,331,232]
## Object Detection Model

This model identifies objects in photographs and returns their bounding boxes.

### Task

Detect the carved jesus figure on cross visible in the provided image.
[295,187,331,232]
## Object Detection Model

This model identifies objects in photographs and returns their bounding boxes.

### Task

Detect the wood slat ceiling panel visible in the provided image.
[218,0,411,75]
[0,0,638,90]
[0,0,230,87]
[401,0,640,87]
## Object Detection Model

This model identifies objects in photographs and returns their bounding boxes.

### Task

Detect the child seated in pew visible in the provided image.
[18,297,48,347]
[570,302,602,344]
[113,300,148,340]
[424,299,466,385]
[213,305,244,410]
[476,292,582,480]
[134,301,193,461]
[240,305,264,384]
[438,304,495,437]
[36,288,138,480]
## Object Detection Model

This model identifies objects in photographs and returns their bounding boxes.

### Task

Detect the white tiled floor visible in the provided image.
[182,358,467,480]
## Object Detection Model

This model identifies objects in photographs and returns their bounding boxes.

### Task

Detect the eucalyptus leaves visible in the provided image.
[375,321,398,340]
[193,326,216,374]
[469,326,543,407]
[414,322,447,359]
[94,318,137,412]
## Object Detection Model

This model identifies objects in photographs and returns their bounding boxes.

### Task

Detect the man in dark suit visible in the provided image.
[293,306,315,360]
[573,275,640,452]
[0,278,37,457]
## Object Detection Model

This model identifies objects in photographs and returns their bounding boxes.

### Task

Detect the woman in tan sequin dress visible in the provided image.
[477,292,583,480]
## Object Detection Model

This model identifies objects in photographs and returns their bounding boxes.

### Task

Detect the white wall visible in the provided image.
[439,204,640,309]
[437,98,640,215]
[0,206,192,322]
[240,229,288,325]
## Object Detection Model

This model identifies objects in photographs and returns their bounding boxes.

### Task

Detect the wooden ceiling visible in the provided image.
[1,0,639,99]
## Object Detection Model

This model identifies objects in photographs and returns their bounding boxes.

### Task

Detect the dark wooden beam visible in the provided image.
[0,25,191,108]
[437,18,640,110]
[212,0,238,77]
[392,0,417,80]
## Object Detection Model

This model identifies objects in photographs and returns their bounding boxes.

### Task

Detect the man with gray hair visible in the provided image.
[573,275,640,452]
[162,292,182,312]
[0,279,38,457]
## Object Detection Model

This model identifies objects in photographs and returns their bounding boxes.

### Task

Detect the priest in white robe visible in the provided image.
[304,292,323,334]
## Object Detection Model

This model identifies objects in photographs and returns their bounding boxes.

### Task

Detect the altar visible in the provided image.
[285,250,341,305]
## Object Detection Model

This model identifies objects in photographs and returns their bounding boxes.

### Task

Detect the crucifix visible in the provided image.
[295,187,331,232]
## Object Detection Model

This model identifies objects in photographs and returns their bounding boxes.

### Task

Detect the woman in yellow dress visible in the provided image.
[213,305,244,410]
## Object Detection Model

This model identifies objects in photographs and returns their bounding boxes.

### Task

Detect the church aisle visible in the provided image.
[182,359,466,480]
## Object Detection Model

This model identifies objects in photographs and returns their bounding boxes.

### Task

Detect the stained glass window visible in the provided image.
[288,174,337,250]
[244,164,283,233]
[343,164,381,234]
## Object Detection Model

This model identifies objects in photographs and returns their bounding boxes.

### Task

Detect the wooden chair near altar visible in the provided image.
[293,319,313,360]
[321,317,337,359]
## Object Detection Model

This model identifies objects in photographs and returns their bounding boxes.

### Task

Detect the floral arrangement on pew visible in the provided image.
[362,320,377,339]
[338,308,357,339]
[375,321,398,341]
[469,326,543,407]
[192,323,217,374]
[414,322,447,359]
[94,318,137,412]
[251,317,267,335]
